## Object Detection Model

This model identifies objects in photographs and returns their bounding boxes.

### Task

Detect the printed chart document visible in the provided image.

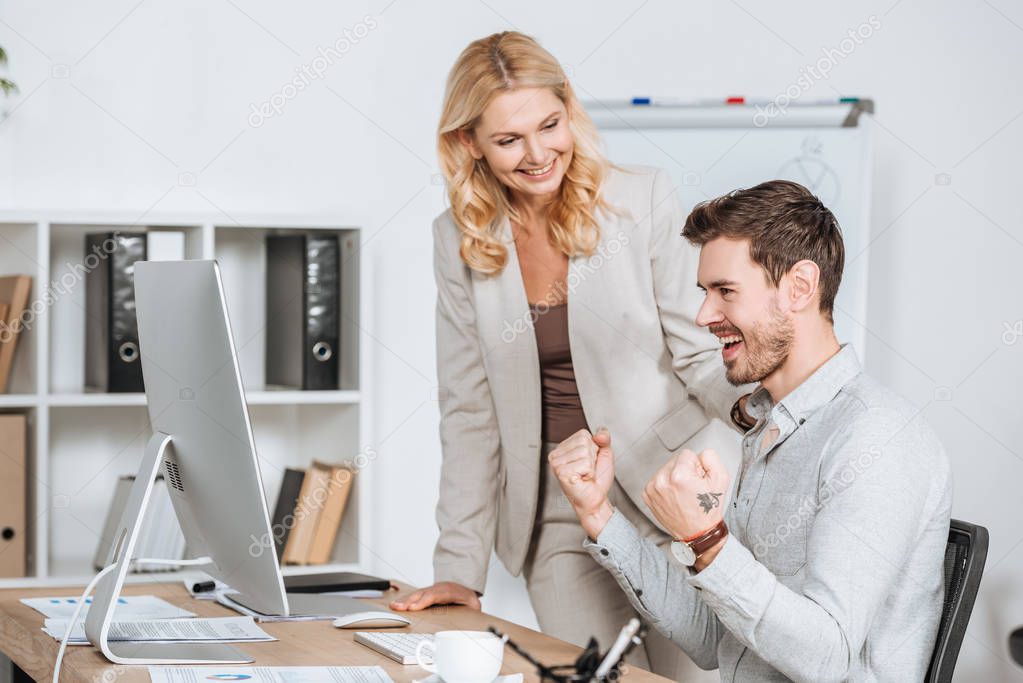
[148,665,395,683]
[21,595,194,620]
[43,616,274,645]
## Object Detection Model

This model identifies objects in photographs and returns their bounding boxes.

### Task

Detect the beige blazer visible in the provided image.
[431,165,744,594]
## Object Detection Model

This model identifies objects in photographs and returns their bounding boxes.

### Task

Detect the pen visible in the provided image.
[595,617,641,679]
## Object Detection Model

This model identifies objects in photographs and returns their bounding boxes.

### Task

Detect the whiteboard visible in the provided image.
[591,104,875,357]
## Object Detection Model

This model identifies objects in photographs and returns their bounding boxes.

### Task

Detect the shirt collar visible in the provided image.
[745,344,862,436]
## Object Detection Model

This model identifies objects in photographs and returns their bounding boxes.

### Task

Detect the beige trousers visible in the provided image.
[522,444,718,682]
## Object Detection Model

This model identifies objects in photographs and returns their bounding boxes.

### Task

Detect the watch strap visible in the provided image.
[681,519,729,558]
[731,394,756,431]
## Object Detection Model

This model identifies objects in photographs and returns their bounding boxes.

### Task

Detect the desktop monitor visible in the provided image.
[132,259,289,614]
[83,259,288,664]
[83,259,384,666]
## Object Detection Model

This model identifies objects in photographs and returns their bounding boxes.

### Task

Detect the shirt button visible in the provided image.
[600,549,609,557]
[635,589,643,597]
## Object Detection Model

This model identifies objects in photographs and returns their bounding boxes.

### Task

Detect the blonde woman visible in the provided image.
[390,32,746,679]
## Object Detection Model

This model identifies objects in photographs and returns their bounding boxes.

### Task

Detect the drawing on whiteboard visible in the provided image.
[777,136,841,205]
[594,110,873,359]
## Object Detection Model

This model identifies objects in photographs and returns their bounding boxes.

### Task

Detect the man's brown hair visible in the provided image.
[682,179,844,321]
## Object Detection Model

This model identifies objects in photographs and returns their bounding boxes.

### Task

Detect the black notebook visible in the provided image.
[283,571,391,594]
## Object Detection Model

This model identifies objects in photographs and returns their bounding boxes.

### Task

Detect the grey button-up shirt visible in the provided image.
[586,345,952,682]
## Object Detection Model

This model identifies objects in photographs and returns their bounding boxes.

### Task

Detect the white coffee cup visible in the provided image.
[414,630,504,683]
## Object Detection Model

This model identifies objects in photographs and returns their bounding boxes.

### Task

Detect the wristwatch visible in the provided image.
[730,394,756,431]
[670,519,729,567]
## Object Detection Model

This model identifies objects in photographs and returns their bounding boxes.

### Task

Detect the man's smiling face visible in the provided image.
[694,237,794,386]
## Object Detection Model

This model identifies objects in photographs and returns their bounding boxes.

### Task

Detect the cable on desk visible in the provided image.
[52,556,213,683]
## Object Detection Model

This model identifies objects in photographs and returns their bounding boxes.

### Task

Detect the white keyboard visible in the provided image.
[354,631,434,665]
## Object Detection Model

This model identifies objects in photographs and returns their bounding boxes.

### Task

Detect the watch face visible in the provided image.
[671,540,696,566]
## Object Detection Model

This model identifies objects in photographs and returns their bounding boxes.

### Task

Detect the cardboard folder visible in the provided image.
[0,414,27,577]
[0,275,32,393]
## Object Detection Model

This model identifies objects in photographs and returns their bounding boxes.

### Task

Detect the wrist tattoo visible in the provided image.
[697,492,723,513]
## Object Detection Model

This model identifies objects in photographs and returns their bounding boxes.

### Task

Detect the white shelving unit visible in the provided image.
[0,211,373,579]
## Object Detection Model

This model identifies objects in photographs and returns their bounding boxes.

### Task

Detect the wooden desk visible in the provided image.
[0,582,670,683]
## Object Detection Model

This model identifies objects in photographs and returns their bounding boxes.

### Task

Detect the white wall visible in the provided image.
[2,0,1022,679]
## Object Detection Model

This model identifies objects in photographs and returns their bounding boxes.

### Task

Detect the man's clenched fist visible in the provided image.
[642,448,731,542]
[549,427,616,539]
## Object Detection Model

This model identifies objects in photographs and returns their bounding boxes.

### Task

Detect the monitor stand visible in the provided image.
[83,432,254,665]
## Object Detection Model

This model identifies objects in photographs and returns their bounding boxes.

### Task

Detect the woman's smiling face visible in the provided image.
[464,87,574,204]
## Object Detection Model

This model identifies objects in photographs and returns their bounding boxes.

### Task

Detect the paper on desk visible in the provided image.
[148,665,395,683]
[413,676,522,683]
[216,593,356,623]
[215,593,318,622]
[321,590,384,598]
[44,616,274,645]
[21,595,195,620]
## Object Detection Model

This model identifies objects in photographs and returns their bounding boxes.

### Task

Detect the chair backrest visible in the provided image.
[926,519,989,683]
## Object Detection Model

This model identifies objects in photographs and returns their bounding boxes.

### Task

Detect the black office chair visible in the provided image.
[926,519,989,683]
[1010,627,1023,667]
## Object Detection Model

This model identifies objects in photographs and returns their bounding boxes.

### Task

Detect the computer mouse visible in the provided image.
[332,611,411,629]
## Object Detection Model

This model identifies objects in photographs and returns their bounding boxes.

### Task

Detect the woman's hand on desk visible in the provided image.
[389,581,482,611]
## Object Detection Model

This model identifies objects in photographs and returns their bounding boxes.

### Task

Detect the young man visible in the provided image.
[549,180,952,682]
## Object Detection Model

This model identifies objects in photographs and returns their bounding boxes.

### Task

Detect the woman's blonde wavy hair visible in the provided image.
[437,31,614,275]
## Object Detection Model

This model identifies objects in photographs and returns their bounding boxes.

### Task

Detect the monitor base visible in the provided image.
[102,641,253,665]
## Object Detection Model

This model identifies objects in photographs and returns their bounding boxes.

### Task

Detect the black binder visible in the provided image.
[270,468,305,563]
[85,232,146,393]
[265,234,340,390]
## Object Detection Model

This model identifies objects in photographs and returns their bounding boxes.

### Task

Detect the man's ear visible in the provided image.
[456,129,483,160]
[787,260,821,313]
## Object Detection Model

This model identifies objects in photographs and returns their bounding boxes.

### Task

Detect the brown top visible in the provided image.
[531,303,588,443]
